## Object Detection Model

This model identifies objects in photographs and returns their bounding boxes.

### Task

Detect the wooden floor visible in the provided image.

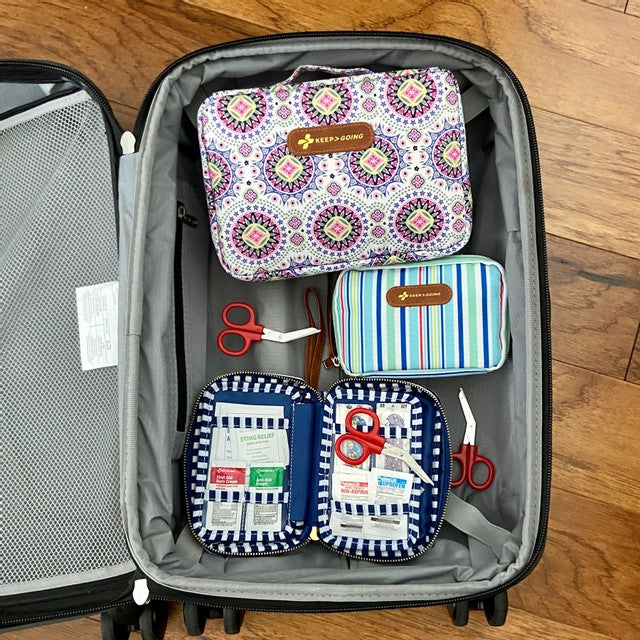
[2,0,639,638]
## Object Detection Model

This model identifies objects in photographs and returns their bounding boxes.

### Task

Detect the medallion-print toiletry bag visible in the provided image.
[332,256,509,377]
[197,65,472,281]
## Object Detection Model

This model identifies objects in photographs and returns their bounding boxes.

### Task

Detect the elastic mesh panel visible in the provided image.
[0,91,130,589]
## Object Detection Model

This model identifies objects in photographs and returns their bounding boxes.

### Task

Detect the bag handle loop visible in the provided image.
[282,65,370,85]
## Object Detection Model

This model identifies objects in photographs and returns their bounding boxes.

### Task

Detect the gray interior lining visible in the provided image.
[0,89,133,595]
[121,35,542,602]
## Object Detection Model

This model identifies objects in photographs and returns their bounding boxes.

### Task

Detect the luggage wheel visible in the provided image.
[481,590,508,626]
[100,604,140,640]
[139,601,169,640]
[182,603,223,636]
[447,590,508,627]
[223,608,245,634]
[447,600,469,626]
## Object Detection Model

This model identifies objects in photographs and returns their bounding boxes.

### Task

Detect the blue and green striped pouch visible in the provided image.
[332,256,509,377]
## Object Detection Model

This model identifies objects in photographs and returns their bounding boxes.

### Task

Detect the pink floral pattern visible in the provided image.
[198,67,472,281]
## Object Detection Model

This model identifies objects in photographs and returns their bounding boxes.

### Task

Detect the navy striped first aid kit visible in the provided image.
[184,373,451,561]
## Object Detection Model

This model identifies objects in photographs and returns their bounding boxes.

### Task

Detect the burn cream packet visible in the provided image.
[208,460,246,491]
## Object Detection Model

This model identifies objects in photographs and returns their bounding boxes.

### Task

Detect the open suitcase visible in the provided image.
[0,32,551,636]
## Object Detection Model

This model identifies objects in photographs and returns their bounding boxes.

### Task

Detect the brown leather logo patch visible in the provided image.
[287,122,374,156]
[386,284,453,308]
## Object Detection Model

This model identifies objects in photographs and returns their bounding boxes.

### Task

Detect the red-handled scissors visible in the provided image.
[452,388,495,491]
[335,408,434,486]
[217,302,320,357]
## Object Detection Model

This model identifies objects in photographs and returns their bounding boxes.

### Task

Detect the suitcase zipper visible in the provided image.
[174,202,196,433]
[2,601,134,627]
[0,60,122,138]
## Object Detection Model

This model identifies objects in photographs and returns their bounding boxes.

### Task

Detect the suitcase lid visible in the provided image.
[0,61,136,625]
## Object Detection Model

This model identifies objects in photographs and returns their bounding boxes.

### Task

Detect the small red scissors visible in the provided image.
[217,302,320,356]
[335,408,434,486]
[452,389,495,491]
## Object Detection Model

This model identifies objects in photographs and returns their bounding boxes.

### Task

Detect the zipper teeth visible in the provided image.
[4,600,134,627]
[0,59,122,137]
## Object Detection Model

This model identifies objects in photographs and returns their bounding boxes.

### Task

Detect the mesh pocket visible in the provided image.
[0,91,130,591]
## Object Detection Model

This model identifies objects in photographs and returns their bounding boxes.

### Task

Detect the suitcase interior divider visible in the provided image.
[120,35,544,603]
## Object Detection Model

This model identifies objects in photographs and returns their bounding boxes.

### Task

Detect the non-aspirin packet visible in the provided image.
[331,472,370,503]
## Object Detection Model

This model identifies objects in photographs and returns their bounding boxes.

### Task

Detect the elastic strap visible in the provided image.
[444,493,511,558]
[461,85,490,123]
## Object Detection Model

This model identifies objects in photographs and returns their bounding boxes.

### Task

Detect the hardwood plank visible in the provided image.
[627,0,640,16]
[508,365,640,640]
[548,236,640,378]
[160,599,616,639]
[0,0,250,113]
[510,487,640,640]
[583,0,627,10]
[626,329,640,383]
[184,0,640,136]
[1,617,99,640]
[552,361,640,514]
[535,108,640,259]
[111,101,138,133]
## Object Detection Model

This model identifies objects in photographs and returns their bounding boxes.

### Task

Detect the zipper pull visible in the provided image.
[132,578,150,605]
[309,526,320,541]
[120,131,136,155]
[323,355,340,369]
[177,202,198,227]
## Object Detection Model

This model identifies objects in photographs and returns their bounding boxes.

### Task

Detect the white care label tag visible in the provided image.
[75,281,119,371]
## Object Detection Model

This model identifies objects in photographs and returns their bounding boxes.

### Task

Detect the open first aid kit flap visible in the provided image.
[0,62,135,622]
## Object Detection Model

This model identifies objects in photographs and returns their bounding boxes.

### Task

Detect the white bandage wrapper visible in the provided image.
[211,428,235,461]
[205,502,243,531]
[362,514,408,540]
[373,437,411,473]
[233,429,289,466]
[331,472,370,503]
[245,503,283,532]
[329,511,364,536]
[376,402,412,430]
[215,402,284,420]
[370,469,414,504]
